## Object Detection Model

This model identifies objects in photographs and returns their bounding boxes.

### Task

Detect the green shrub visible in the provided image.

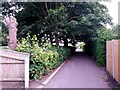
[85,27,117,66]
[16,35,71,80]
[96,41,106,66]
[85,41,106,66]
[84,41,97,59]
[95,28,116,66]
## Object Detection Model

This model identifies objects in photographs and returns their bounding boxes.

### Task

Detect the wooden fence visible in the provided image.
[0,49,30,88]
[106,40,120,84]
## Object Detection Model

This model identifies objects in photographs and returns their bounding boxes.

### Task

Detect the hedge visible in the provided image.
[84,40,106,66]
[16,35,71,80]
[84,27,117,66]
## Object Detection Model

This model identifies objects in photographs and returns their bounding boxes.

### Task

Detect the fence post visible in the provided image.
[25,55,30,88]
[112,40,115,78]
[106,41,108,71]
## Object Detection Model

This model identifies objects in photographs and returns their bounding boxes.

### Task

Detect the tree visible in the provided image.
[2,2,23,18]
[64,2,112,43]
[15,2,62,43]
[112,25,120,39]
[2,2,112,47]
[45,5,76,46]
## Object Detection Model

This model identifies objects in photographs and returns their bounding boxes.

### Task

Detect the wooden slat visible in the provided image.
[0,49,29,61]
[113,40,118,82]
[0,49,29,55]
[1,63,24,64]
[107,41,113,75]
[0,55,25,61]
[1,78,24,81]
[0,57,24,64]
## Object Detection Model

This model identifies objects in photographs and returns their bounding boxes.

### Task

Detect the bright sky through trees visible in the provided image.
[102,0,120,25]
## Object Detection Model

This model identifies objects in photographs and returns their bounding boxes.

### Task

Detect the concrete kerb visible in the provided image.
[36,59,68,88]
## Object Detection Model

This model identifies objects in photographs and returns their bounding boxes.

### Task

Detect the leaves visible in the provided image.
[2,2,112,46]
[85,27,117,66]
[16,35,71,80]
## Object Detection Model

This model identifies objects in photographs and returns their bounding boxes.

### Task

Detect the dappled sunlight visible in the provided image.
[75,48,84,52]
[75,42,85,52]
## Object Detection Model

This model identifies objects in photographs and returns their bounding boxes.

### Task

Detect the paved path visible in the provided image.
[44,52,109,88]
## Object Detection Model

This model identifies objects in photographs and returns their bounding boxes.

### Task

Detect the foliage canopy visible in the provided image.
[2,2,113,46]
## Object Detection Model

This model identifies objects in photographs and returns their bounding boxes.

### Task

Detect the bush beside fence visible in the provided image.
[84,27,117,66]
[16,35,71,80]
[84,40,106,66]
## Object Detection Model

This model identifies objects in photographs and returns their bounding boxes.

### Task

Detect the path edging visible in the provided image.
[41,59,68,86]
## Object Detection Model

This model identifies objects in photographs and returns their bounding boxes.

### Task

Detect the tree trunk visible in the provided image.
[64,38,68,47]
[55,33,59,46]
[50,33,53,44]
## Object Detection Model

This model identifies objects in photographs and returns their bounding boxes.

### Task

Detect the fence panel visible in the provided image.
[106,40,120,84]
[0,49,30,88]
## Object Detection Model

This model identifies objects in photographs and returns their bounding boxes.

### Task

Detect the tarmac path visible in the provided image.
[44,52,109,88]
